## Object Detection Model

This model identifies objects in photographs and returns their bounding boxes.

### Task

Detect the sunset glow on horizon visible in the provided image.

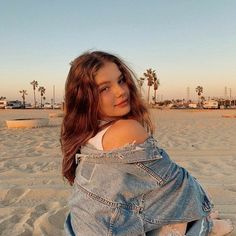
[0,1,235,103]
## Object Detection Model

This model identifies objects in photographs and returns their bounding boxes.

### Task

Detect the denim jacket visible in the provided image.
[68,136,213,235]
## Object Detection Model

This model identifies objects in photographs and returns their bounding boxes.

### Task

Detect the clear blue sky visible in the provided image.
[0,0,235,102]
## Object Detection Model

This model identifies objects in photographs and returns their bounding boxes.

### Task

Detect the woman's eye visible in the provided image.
[100,87,109,93]
[118,76,126,84]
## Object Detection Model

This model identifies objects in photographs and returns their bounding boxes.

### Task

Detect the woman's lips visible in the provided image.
[115,99,128,107]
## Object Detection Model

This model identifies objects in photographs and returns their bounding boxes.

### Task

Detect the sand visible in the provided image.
[0,109,235,235]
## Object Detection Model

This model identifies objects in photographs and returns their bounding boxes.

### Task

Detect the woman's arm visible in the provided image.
[102,119,149,151]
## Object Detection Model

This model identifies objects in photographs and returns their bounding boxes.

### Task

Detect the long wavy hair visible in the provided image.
[61,51,153,185]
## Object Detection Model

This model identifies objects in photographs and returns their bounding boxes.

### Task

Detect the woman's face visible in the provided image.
[95,62,130,120]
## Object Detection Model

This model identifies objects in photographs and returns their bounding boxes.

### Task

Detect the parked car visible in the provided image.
[5,100,22,109]
[188,103,197,109]
[203,100,218,109]
[43,103,53,109]
[53,103,62,109]
[0,100,7,109]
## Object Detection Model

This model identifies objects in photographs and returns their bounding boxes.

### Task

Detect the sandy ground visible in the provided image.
[0,109,235,236]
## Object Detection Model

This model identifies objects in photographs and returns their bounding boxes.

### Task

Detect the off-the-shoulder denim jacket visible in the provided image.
[68,136,213,235]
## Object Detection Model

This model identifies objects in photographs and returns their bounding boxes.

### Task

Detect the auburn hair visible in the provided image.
[61,51,153,185]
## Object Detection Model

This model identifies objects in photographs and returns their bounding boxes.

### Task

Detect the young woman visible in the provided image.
[61,51,233,236]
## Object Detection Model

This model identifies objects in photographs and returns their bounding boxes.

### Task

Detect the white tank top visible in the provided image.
[87,125,111,150]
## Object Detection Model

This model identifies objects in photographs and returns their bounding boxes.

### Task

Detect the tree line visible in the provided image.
[19,80,46,108]
[138,68,160,104]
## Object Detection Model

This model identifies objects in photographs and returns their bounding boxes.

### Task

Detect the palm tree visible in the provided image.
[143,68,155,104]
[30,80,38,108]
[137,77,145,94]
[201,96,206,107]
[153,71,160,103]
[38,86,46,108]
[195,86,203,107]
[19,90,27,108]
[43,96,46,107]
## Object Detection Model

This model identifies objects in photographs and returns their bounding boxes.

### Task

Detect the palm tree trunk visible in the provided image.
[33,89,36,108]
[23,98,25,108]
[147,86,150,104]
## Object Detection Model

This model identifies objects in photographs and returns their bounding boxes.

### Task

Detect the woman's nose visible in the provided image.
[114,84,125,97]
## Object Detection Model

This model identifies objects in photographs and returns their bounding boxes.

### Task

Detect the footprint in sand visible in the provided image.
[0,215,21,235]
[1,188,30,206]
[33,207,68,235]
[226,186,236,193]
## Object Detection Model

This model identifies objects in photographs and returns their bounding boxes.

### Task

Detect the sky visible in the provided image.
[0,0,236,103]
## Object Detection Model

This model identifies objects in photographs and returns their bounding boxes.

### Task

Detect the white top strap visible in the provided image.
[87,125,111,150]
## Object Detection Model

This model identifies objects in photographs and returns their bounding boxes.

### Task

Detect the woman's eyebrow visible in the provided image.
[97,81,110,87]
[97,74,123,87]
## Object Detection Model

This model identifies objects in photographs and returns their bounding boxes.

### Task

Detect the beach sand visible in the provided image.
[0,109,235,235]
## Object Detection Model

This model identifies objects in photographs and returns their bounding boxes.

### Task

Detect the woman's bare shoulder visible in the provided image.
[102,119,149,151]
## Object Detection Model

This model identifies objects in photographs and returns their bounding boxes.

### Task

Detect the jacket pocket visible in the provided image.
[135,150,180,187]
[136,162,165,186]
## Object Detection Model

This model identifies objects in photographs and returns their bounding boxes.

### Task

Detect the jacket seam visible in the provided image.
[143,215,202,224]
[77,184,119,207]
[136,163,164,186]
[77,183,141,211]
